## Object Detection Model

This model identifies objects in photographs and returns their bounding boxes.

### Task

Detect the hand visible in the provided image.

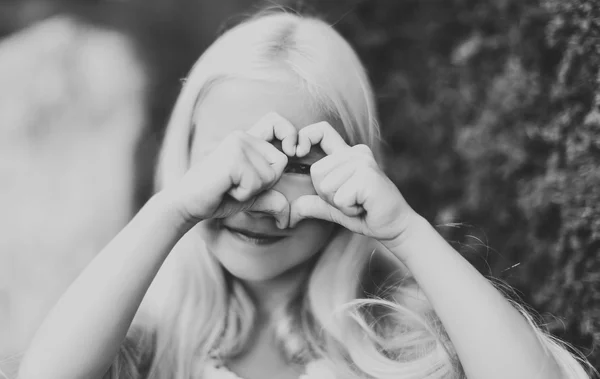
[289,122,419,247]
[165,112,297,228]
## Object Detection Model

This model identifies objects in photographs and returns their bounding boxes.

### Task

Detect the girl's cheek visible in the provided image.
[195,219,218,239]
[273,175,316,201]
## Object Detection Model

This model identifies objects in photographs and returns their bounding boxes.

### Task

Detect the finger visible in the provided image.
[289,195,360,229]
[310,151,356,183]
[216,190,289,227]
[314,162,356,205]
[227,156,271,202]
[310,144,375,181]
[332,173,365,217]
[289,195,334,227]
[244,137,288,177]
[296,121,350,157]
[247,112,298,156]
[246,189,290,229]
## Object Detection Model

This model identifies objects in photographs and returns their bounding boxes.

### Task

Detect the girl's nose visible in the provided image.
[243,175,313,219]
[271,174,317,202]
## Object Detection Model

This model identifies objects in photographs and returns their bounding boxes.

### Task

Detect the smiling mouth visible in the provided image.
[224,226,287,245]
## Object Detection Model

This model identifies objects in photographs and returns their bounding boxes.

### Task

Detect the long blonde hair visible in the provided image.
[136,9,592,379]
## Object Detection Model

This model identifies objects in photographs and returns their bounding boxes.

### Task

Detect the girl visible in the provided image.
[17,10,593,379]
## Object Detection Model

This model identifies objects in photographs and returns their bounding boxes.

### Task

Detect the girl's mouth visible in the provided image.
[224,226,287,246]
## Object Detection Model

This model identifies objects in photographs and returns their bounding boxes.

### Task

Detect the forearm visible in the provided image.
[18,191,195,379]
[386,215,561,379]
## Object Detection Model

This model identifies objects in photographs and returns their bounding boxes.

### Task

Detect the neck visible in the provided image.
[242,261,313,324]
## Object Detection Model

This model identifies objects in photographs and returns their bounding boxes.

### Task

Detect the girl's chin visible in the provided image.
[220,257,312,284]
[217,254,292,282]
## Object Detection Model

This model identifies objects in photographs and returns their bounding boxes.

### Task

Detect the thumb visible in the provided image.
[246,189,290,229]
[216,189,290,228]
[290,195,354,229]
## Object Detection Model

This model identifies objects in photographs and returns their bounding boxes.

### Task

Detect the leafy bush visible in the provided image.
[328,0,599,371]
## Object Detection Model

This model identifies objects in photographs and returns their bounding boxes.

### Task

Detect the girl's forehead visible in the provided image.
[190,79,335,155]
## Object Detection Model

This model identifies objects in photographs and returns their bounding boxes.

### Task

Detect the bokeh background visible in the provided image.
[0,0,598,375]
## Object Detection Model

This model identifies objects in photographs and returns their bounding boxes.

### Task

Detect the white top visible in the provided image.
[202,359,337,379]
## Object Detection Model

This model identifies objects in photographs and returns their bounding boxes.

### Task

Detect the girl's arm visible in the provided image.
[287,121,582,379]
[17,192,193,379]
[383,214,565,379]
[17,115,295,379]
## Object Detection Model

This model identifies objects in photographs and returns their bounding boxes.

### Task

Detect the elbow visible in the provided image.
[16,363,42,379]
[16,360,56,379]
[16,360,96,379]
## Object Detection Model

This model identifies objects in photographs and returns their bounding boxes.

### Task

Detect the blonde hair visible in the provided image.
[135,9,593,379]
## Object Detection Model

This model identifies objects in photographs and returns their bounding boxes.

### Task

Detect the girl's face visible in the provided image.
[191,78,338,282]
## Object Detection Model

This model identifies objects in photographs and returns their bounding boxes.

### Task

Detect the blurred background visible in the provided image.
[0,0,598,375]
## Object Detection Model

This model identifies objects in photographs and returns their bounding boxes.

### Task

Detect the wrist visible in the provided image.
[149,189,201,231]
[380,213,435,263]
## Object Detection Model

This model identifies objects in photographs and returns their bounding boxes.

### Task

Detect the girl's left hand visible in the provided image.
[289,121,419,247]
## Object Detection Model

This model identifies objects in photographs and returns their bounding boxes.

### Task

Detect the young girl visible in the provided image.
[16,10,593,379]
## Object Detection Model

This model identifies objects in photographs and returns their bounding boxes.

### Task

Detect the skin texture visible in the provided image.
[190,79,336,287]
[183,78,566,379]
[187,79,344,379]
[17,78,567,379]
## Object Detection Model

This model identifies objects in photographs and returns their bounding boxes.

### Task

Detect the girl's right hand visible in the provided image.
[164,112,298,228]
